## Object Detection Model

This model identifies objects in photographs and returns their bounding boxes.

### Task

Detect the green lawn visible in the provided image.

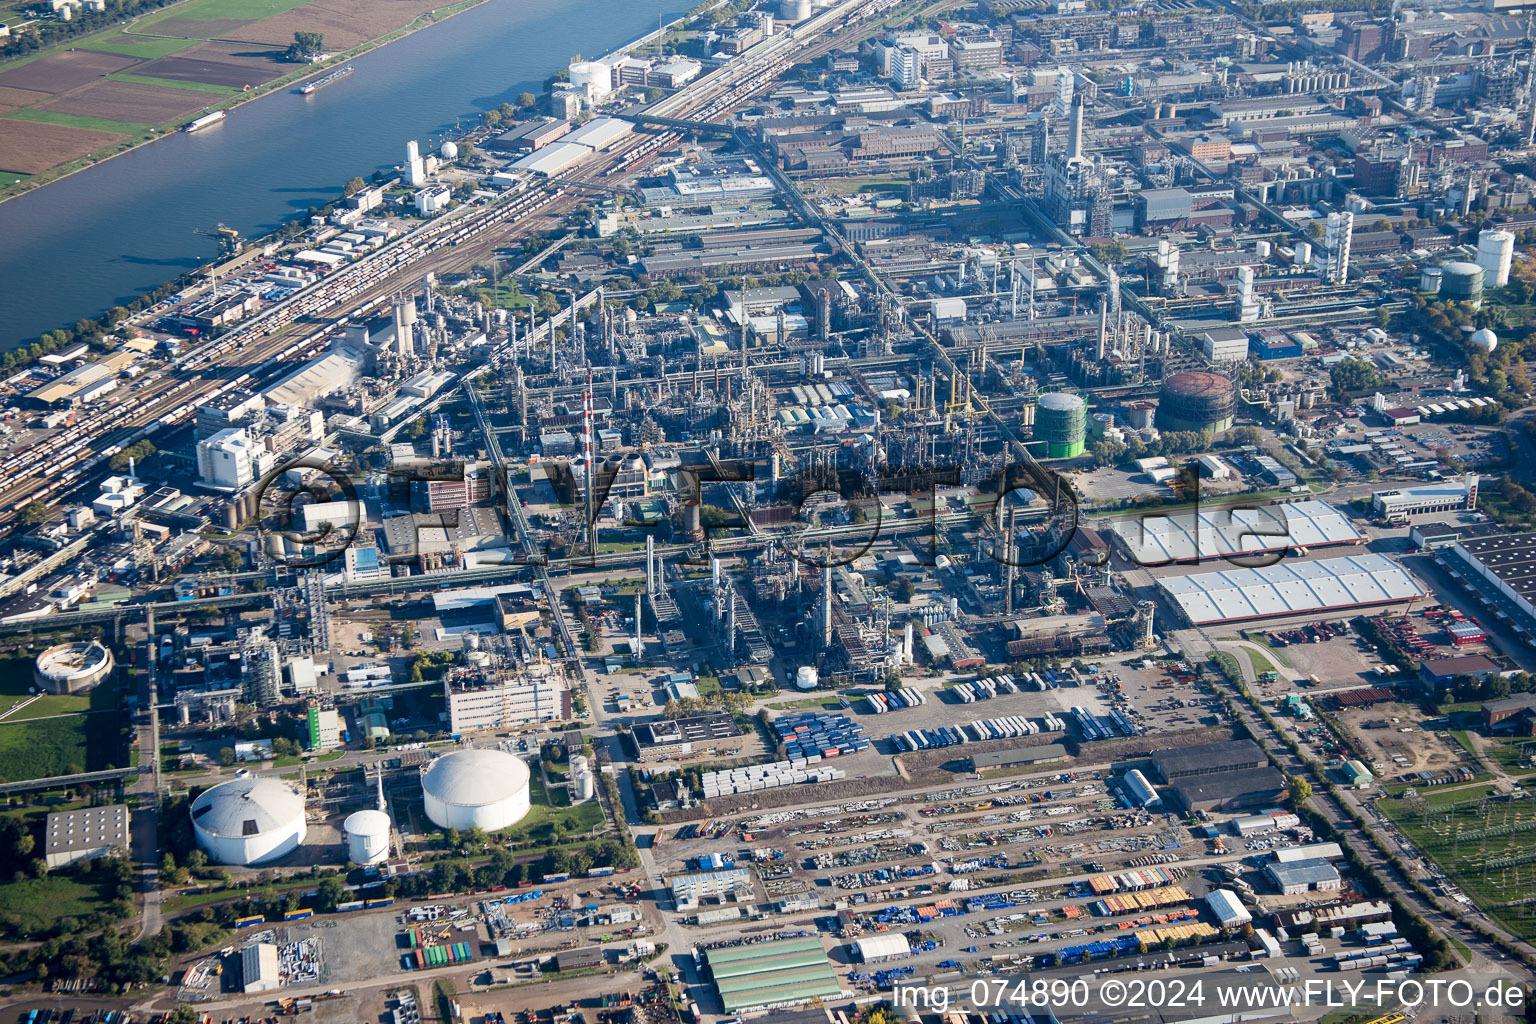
[77,33,202,58]
[0,869,119,934]
[1241,646,1277,677]
[6,110,155,134]
[1240,632,1293,669]
[109,72,239,94]
[0,654,119,722]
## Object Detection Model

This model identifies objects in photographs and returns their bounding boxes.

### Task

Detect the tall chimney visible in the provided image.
[1068,94,1084,162]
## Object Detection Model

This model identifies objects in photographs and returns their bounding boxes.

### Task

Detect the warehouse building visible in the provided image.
[1445,530,1536,623]
[1157,553,1421,625]
[1152,739,1266,781]
[706,936,845,1014]
[1168,766,1286,813]
[669,867,753,910]
[241,943,281,993]
[632,712,743,761]
[44,804,129,869]
[1422,653,1501,689]
[1275,842,1343,863]
[970,743,1069,771]
[1481,691,1536,731]
[1371,475,1478,523]
[511,141,594,177]
[1205,889,1252,928]
[555,947,605,971]
[852,934,912,962]
[1109,500,1360,565]
[1266,858,1342,895]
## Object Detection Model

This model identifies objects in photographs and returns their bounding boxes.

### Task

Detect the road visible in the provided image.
[1170,627,1534,980]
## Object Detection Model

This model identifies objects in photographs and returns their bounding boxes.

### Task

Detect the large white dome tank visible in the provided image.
[421,748,531,832]
[568,61,612,99]
[796,666,819,690]
[344,809,391,865]
[191,771,307,866]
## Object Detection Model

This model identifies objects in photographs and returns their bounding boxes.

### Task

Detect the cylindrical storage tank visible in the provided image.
[421,749,531,832]
[1419,265,1442,294]
[1440,261,1484,304]
[569,753,590,777]
[574,771,595,802]
[344,809,391,865]
[191,772,307,866]
[796,666,819,690]
[1035,392,1087,458]
[222,502,239,530]
[1254,240,1271,260]
[568,61,612,99]
[779,0,810,19]
[1156,371,1236,434]
[1294,241,1312,266]
[1477,228,1515,289]
[34,641,114,694]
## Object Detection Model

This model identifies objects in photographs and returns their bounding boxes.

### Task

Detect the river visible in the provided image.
[0,0,681,352]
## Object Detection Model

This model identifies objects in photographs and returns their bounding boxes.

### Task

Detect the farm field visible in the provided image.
[0,0,468,189]
[1379,786,1536,942]
[0,117,128,174]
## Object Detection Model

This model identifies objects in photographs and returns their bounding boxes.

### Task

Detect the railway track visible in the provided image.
[0,0,909,535]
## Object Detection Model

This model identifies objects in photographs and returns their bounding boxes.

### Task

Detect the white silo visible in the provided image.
[1477,229,1515,289]
[406,139,425,187]
[568,61,613,100]
[191,771,307,866]
[569,753,590,777]
[779,0,810,20]
[574,770,595,802]
[344,809,391,865]
[421,748,531,832]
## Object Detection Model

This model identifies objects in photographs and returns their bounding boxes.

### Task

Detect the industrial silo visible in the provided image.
[1035,392,1087,458]
[1156,371,1236,434]
[344,809,391,865]
[191,772,307,866]
[1440,261,1485,305]
[779,0,811,20]
[1419,265,1442,295]
[420,749,530,832]
[568,61,613,100]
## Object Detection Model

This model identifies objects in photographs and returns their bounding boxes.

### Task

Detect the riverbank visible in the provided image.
[0,0,698,352]
[0,0,497,204]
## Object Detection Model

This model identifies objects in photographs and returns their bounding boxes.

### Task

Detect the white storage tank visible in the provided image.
[796,666,819,690]
[568,61,613,99]
[191,771,307,866]
[574,770,595,802]
[344,809,391,865]
[569,753,590,777]
[421,748,531,832]
[779,0,810,19]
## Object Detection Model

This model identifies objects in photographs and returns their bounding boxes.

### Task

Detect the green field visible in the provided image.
[6,110,155,134]
[0,712,120,783]
[76,32,202,58]
[1379,789,1536,942]
[109,72,240,94]
[134,0,313,29]
[0,869,120,934]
